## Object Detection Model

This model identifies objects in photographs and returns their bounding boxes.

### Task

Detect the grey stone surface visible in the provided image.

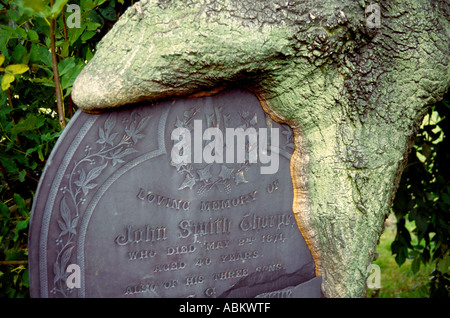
[29,88,321,298]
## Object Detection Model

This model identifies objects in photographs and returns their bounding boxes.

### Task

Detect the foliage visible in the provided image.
[0,0,132,297]
[367,215,435,298]
[391,94,450,298]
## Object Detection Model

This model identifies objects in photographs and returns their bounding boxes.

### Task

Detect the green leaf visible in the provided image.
[28,76,53,85]
[394,251,406,266]
[0,202,9,218]
[27,29,39,42]
[22,269,29,288]
[57,57,76,76]
[87,10,105,28]
[13,226,23,243]
[5,64,29,75]
[68,23,87,45]
[81,0,95,10]
[25,146,37,156]
[95,0,109,6]
[61,62,84,89]
[81,30,96,42]
[30,44,52,67]
[86,21,101,31]
[438,254,449,273]
[442,191,450,205]
[0,29,13,54]
[38,147,44,161]
[1,73,15,90]
[421,142,432,159]
[18,0,51,17]
[13,193,26,210]
[85,47,94,62]
[0,156,18,174]
[18,170,27,182]
[17,219,29,231]
[411,256,421,273]
[15,27,28,40]
[50,0,68,18]
[11,114,44,134]
[12,44,28,64]
[20,0,49,12]
[415,212,429,234]
[99,5,116,21]
[391,240,407,266]
[442,99,450,110]
[5,251,27,261]
[59,41,69,58]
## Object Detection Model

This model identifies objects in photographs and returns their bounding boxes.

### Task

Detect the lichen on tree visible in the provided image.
[72,0,450,297]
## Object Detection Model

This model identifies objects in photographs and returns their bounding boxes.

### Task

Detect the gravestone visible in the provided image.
[29,88,322,298]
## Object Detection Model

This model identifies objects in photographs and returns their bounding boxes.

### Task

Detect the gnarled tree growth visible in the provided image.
[72,0,449,297]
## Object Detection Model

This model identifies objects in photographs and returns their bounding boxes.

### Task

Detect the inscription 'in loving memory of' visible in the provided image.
[135,179,280,213]
[135,187,259,212]
[115,180,294,246]
[112,179,297,297]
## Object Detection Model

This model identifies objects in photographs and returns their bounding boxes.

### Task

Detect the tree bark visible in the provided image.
[71,0,450,297]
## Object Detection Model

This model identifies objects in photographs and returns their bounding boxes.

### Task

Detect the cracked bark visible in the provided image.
[71,0,449,297]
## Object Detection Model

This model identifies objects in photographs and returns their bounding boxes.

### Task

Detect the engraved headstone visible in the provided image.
[29,88,322,298]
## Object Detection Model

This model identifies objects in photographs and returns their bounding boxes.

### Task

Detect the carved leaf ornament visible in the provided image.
[51,111,150,296]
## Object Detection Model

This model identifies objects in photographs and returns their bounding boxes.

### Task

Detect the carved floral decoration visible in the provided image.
[51,111,150,297]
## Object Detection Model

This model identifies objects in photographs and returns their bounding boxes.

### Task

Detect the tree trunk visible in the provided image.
[72,0,450,297]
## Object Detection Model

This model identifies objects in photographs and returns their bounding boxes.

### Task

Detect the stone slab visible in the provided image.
[29,88,322,298]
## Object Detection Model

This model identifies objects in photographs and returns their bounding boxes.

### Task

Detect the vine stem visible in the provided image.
[5,88,22,146]
[67,140,130,207]
[49,0,65,130]
[0,260,28,265]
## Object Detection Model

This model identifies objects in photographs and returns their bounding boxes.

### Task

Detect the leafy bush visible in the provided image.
[391,95,450,298]
[0,0,132,298]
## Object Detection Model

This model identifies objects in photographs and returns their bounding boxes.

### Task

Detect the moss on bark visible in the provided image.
[72,0,449,297]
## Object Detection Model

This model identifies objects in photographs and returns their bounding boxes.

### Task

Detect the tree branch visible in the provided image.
[0,260,28,266]
[49,0,65,130]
